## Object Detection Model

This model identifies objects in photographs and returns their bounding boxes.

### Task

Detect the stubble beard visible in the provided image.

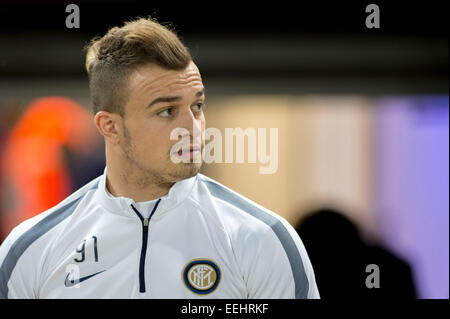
[121,124,202,189]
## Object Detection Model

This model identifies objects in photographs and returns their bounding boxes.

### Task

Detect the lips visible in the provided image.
[175,145,201,156]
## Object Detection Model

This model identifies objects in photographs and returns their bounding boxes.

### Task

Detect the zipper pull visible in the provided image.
[143,218,149,227]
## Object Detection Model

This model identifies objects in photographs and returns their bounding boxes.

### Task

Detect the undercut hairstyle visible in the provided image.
[84,17,192,116]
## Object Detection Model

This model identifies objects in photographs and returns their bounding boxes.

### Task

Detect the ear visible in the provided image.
[94,111,122,145]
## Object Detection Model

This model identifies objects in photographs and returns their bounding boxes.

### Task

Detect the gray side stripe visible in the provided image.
[201,177,309,299]
[0,180,99,298]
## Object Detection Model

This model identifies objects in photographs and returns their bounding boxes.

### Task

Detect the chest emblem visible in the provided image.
[182,259,221,295]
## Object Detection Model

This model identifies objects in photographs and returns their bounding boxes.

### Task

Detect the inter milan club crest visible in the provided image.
[182,259,221,295]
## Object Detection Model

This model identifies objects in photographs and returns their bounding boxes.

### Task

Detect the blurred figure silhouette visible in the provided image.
[0,97,104,242]
[295,208,417,298]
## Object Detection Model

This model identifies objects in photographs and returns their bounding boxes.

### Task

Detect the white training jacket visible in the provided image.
[0,167,319,299]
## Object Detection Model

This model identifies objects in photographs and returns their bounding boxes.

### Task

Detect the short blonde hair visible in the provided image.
[85,17,192,116]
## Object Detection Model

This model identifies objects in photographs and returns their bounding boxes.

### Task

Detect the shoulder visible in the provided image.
[196,173,290,232]
[2,175,102,250]
[195,173,302,255]
[195,174,317,298]
[0,175,102,296]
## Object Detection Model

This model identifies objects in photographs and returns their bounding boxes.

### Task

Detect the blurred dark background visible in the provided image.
[0,0,448,94]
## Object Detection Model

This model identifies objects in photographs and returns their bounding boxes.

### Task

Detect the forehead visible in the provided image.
[128,61,204,97]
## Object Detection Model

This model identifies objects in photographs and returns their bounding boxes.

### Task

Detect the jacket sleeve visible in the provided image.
[0,224,38,299]
[243,216,320,299]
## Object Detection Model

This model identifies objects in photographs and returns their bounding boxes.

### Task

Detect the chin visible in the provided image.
[168,162,202,182]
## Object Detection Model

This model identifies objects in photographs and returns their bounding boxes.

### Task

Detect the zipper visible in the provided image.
[131,198,161,293]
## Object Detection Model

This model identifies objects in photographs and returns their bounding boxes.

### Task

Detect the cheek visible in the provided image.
[128,125,159,152]
[145,130,173,157]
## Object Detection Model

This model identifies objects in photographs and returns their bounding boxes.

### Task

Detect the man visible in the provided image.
[0,17,319,298]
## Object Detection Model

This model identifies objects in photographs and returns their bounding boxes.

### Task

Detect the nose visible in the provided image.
[177,108,203,143]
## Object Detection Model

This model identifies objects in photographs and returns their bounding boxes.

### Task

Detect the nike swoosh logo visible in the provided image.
[64,270,106,287]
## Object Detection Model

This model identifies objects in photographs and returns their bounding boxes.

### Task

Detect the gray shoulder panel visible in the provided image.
[200,176,309,299]
[0,180,99,298]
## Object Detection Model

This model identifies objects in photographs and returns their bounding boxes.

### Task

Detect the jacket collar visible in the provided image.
[94,166,197,219]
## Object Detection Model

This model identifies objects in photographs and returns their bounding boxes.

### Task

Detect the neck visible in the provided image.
[106,173,172,202]
[105,157,173,203]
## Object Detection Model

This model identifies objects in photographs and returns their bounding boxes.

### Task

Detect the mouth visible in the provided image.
[173,145,202,157]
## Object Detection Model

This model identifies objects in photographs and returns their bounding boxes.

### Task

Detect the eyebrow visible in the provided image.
[147,89,205,108]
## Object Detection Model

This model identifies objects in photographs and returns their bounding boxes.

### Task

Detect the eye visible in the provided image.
[192,102,204,112]
[157,107,173,117]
